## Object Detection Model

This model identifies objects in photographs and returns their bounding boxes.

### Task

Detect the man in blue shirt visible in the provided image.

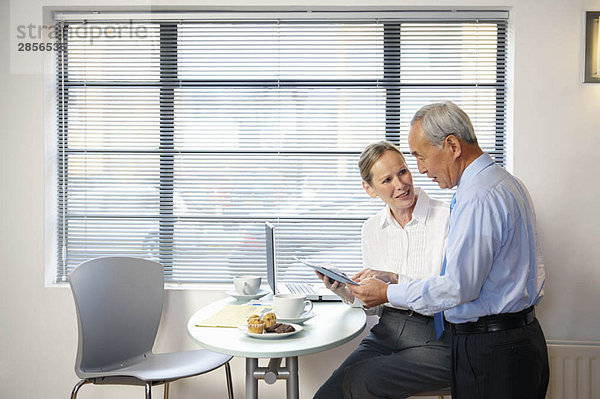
[349,101,549,399]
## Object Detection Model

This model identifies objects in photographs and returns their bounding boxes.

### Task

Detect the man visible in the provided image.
[348,101,549,399]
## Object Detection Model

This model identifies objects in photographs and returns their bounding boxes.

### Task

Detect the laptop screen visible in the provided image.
[265,221,277,294]
[264,221,342,302]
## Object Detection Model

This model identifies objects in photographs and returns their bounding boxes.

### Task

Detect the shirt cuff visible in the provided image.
[387,283,409,308]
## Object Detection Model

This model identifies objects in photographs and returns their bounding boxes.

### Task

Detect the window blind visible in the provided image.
[54,11,507,284]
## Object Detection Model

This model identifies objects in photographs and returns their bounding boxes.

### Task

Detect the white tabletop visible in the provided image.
[187,298,366,358]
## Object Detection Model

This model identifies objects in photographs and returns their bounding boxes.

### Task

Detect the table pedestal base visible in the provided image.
[246,357,299,399]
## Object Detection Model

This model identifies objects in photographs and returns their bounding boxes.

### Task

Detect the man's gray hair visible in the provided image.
[410,101,477,146]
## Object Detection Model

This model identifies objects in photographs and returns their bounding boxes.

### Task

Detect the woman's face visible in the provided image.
[362,150,416,212]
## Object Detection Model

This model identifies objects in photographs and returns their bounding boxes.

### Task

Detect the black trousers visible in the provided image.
[450,318,549,399]
[313,308,451,399]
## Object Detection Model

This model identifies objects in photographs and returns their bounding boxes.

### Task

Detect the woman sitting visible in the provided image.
[314,141,451,399]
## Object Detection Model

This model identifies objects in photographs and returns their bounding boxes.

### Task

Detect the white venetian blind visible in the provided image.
[54,11,508,283]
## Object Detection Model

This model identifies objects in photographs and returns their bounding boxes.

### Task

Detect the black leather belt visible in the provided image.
[383,306,431,319]
[445,306,536,334]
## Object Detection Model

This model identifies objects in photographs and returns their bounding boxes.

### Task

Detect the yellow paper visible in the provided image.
[195,304,273,328]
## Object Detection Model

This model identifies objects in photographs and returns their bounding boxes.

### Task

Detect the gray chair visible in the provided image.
[68,256,234,399]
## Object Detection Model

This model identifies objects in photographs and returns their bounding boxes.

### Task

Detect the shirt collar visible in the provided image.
[380,187,429,228]
[411,187,429,224]
[457,153,494,190]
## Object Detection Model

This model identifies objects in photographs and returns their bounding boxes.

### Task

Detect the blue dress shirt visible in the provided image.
[387,153,545,323]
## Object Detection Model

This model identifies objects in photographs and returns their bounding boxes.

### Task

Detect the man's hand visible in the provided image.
[315,271,355,303]
[347,277,389,308]
[353,268,398,284]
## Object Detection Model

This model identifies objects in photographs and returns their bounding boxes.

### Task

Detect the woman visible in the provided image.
[313,141,451,399]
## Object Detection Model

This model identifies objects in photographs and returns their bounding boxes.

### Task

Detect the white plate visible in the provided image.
[240,323,303,339]
[226,289,269,301]
[276,310,317,324]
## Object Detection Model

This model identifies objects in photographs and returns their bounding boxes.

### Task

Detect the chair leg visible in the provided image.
[163,382,170,399]
[145,382,152,399]
[70,379,91,399]
[225,362,234,399]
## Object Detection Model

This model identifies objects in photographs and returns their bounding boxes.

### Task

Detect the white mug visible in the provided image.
[273,294,313,319]
[233,276,261,295]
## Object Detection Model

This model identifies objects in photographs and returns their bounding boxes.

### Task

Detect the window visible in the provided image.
[53,11,508,284]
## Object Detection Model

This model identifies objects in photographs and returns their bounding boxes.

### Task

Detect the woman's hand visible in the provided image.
[315,271,355,303]
[352,268,398,284]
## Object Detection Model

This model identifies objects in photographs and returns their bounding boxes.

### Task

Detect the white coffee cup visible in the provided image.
[233,276,262,295]
[273,294,313,319]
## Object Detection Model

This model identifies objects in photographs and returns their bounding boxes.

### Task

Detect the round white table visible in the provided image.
[187,297,366,399]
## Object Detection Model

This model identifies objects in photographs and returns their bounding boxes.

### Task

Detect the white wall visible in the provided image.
[2,0,600,398]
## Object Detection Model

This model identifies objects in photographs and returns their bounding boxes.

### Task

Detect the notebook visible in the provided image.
[265,222,341,301]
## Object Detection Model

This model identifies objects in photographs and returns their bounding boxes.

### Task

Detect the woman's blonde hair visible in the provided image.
[358,141,405,184]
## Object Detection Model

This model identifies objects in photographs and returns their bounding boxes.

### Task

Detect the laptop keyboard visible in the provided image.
[285,282,319,295]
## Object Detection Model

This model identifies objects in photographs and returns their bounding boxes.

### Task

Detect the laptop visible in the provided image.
[265,222,341,301]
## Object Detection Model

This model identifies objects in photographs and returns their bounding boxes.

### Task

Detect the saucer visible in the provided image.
[276,310,317,324]
[226,289,269,301]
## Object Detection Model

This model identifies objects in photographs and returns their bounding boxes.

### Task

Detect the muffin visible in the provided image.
[263,312,277,328]
[248,315,262,325]
[247,320,265,334]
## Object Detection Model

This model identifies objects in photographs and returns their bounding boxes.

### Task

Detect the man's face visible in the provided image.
[408,121,457,189]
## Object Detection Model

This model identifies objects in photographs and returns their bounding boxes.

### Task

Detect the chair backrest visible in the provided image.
[68,257,164,375]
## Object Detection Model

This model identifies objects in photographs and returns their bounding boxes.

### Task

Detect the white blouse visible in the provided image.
[359,187,449,311]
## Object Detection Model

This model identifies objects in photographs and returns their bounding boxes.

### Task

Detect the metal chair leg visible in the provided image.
[225,361,234,399]
[70,379,91,399]
[163,382,170,399]
[145,382,152,399]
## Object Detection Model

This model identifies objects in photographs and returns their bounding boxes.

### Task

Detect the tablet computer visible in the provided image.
[294,256,359,286]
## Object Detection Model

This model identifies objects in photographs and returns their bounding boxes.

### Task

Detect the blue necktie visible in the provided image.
[434,194,456,339]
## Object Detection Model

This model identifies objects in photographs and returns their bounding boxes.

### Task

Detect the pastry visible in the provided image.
[265,322,295,334]
[265,322,281,333]
[247,320,265,334]
[248,315,262,324]
[263,312,277,328]
[276,323,295,333]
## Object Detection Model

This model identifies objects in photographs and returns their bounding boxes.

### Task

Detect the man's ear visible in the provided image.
[362,180,377,198]
[445,134,462,160]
